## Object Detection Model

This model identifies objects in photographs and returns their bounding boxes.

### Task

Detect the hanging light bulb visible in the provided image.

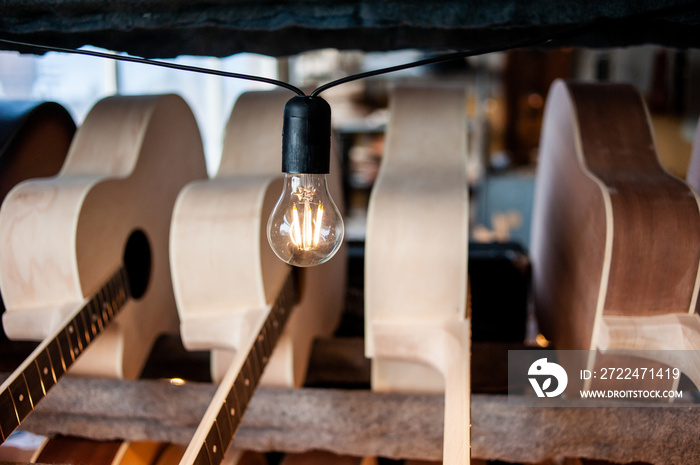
[267,96,344,267]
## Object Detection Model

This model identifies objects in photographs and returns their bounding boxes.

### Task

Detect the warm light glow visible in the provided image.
[313,205,323,246]
[290,199,325,251]
[304,201,312,247]
[535,333,550,348]
[291,205,302,245]
[169,377,186,386]
[267,173,343,267]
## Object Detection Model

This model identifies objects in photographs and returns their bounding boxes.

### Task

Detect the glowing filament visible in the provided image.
[290,203,324,250]
[291,205,302,246]
[313,205,323,246]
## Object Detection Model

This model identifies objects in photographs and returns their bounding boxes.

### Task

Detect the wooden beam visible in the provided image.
[5,376,699,464]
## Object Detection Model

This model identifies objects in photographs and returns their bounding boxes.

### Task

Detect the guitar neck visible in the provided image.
[182,269,298,465]
[0,265,131,443]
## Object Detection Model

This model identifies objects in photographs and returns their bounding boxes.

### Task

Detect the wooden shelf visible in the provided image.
[4,374,699,464]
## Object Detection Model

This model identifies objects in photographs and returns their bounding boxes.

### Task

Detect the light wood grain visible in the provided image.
[365,85,470,465]
[531,81,700,385]
[598,313,700,388]
[170,90,346,387]
[0,94,208,379]
[169,90,345,465]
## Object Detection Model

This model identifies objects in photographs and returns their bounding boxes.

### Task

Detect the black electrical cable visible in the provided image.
[0,1,699,97]
[310,36,553,97]
[310,0,700,96]
[0,33,556,99]
[0,38,307,97]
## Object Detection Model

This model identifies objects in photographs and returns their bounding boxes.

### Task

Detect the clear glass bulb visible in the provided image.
[267,173,344,267]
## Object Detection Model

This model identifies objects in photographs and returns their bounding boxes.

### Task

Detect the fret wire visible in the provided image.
[22,362,44,408]
[0,390,19,442]
[104,278,114,319]
[261,320,274,364]
[9,375,32,421]
[33,353,53,395]
[34,350,54,391]
[46,339,64,379]
[248,341,262,383]
[19,372,35,409]
[101,289,111,324]
[233,376,248,419]
[100,286,112,322]
[63,321,80,360]
[70,318,81,353]
[258,327,271,366]
[56,330,74,368]
[102,281,114,320]
[79,305,93,344]
[88,299,101,335]
[104,281,115,320]
[225,384,242,433]
[241,358,255,399]
[205,421,225,465]
[262,313,274,343]
[72,309,87,351]
[237,368,251,408]
[119,266,131,300]
[95,289,105,323]
[87,293,101,332]
[88,297,104,334]
[253,326,269,368]
[193,444,211,465]
[107,276,118,313]
[216,403,234,449]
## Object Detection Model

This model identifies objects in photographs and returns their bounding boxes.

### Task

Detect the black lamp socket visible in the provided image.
[282,95,331,174]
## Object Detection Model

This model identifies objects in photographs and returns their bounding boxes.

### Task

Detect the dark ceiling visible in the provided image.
[1,1,700,58]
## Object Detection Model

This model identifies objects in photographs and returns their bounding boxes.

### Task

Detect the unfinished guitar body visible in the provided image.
[531,80,700,383]
[365,85,470,465]
[170,90,346,386]
[0,94,208,379]
[0,100,76,343]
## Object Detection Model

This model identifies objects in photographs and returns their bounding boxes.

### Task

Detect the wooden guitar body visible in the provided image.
[365,85,470,465]
[0,100,76,343]
[0,94,207,379]
[170,90,346,386]
[531,80,700,385]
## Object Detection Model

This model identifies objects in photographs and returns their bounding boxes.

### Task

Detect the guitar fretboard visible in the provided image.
[0,266,130,443]
[188,270,298,465]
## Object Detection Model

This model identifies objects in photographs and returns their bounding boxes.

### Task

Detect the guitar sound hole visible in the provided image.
[123,229,151,300]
